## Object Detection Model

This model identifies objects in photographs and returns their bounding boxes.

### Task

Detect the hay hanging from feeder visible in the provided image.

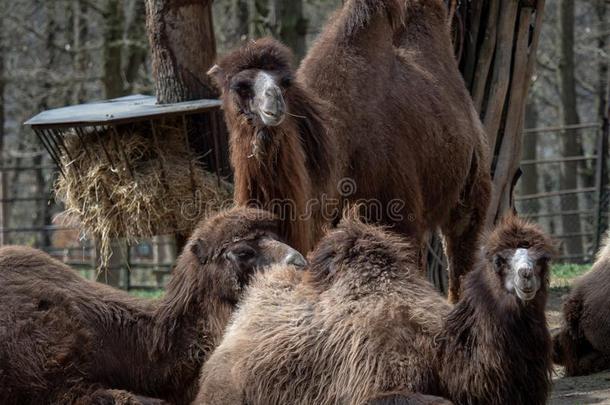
[54,121,233,267]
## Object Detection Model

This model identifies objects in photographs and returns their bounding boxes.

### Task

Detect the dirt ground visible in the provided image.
[547,289,610,404]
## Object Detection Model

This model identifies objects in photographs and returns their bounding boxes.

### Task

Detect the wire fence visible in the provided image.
[0,162,175,291]
[515,121,608,263]
[2,121,607,293]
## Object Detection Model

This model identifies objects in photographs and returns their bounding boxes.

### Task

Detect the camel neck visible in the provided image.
[152,263,232,359]
[134,264,234,402]
[437,268,551,404]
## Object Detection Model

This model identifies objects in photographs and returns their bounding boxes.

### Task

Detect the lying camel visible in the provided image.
[0,207,305,404]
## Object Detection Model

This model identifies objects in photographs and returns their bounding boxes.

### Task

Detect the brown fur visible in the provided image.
[194,215,555,405]
[364,392,453,405]
[552,235,610,376]
[211,0,491,302]
[0,208,296,405]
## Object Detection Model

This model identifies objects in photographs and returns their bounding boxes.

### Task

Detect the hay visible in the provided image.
[55,122,233,267]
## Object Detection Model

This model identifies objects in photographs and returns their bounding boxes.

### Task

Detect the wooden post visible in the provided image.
[450,0,546,227]
[429,0,547,290]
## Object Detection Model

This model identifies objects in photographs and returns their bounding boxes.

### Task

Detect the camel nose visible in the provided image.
[262,86,284,113]
[285,250,307,268]
[518,267,533,279]
[264,86,280,98]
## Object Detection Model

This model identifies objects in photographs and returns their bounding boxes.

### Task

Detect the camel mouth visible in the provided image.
[515,286,536,301]
[259,109,286,127]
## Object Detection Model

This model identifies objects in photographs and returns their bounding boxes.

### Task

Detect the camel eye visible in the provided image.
[280,76,292,88]
[493,255,506,272]
[227,246,256,261]
[537,254,550,266]
[230,81,252,98]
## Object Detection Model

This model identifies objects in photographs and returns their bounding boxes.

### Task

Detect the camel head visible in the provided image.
[208,38,294,129]
[484,214,556,302]
[188,207,306,302]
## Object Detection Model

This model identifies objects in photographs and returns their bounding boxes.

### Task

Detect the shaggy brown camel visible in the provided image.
[194,214,555,405]
[552,237,610,376]
[0,208,305,405]
[208,0,491,302]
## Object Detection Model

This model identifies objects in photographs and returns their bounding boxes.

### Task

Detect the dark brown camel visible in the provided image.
[552,237,610,376]
[195,214,555,405]
[208,0,491,302]
[0,208,305,405]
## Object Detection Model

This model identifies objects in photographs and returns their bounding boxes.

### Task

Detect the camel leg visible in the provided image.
[575,350,610,376]
[441,175,490,303]
[442,208,485,303]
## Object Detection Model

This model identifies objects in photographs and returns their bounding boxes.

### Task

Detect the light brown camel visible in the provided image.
[552,236,610,376]
[0,208,305,405]
[208,0,491,302]
[194,214,555,405]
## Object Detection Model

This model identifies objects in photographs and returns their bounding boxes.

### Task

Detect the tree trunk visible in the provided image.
[103,0,125,99]
[72,0,89,103]
[594,0,609,253]
[124,0,149,93]
[33,2,58,250]
[145,0,218,103]
[0,13,6,246]
[521,101,539,214]
[213,0,249,52]
[557,0,583,258]
[596,0,608,124]
[267,0,307,60]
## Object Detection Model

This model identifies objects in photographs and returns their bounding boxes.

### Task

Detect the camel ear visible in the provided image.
[190,238,209,265]
[207,64,225,87]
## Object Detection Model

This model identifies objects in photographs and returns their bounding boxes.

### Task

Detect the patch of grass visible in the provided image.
[129,289,165,299]
[551,263,590,288]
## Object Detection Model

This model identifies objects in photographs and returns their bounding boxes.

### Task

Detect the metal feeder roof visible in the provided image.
[23,94,229,180]
[24,94,222,128]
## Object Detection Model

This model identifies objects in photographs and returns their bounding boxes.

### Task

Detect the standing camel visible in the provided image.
[208,0,491,302]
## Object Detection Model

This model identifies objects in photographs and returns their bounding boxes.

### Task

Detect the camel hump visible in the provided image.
[341,0,407,38]
[0,245,50,269]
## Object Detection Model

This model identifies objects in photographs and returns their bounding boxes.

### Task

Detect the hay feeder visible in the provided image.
[25,95,233,265]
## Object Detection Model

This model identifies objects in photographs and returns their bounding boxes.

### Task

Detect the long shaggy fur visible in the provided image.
[0,208,279,405]
[213,0,491,302]
[194,215,554,405]
[552,233,610,376]
[436,215,556,405]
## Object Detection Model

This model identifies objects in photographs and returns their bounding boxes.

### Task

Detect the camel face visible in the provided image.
[209,63,289,128]
[485,215,556,303]
[188,208,305,301]
[204,232,306,290]
[224,236,306,282]
[250,71,286,127]
[493,247,548,301]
